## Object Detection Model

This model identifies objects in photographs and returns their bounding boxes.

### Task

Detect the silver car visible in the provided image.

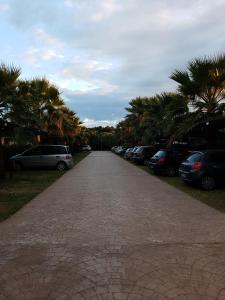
[10,145,74,171]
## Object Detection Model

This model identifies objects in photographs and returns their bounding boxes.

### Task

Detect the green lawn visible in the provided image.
[0,152,89,222]
[138,164,225,213]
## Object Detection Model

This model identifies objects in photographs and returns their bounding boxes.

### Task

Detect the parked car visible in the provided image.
[81,145,92,151]
[124,148,134,160]
[115,146,127,155]
[179,149,225,190]
[111,146,118,152]
[132,146,156,165]
[149,148,188,176]
[129,146,140,161]
[10,145,74,171]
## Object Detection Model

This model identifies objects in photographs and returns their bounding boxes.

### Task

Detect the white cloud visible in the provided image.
[91,0,122,21]
[35,28,64,49]
[25,47,64,66]
[59,60,115,80]
[54,78,118,95]
[41,49,64,60]
[52,58,118,95]
[83,118,119,127]
[0,3,9,12]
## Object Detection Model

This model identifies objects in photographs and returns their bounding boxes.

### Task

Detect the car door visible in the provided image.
[42,146,67,168]
[20,146,44,168]
[40,146,56,167]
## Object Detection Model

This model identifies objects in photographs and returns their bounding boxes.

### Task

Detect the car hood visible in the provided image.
[10,153,22,159]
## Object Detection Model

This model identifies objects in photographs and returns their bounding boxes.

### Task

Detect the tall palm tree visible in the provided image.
[170,54,225,113]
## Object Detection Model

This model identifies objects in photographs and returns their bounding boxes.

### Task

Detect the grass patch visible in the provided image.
[0,151,89,222]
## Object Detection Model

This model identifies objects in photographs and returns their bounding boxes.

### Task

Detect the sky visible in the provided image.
[1,0,225,127]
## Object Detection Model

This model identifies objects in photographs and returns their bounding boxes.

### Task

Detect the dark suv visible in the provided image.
[179,150,225,190]
[132,146,156,165]
[149,149,188,176]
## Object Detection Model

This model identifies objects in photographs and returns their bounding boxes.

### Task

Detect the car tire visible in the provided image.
[56,162,67,171]
[166,166,176,177]
[201,176,216,190]
[14,162,23,171]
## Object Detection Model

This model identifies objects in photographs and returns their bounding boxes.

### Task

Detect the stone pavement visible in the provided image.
[1,151,225,300]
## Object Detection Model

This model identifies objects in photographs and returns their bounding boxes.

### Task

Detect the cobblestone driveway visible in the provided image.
[1,151,225,300]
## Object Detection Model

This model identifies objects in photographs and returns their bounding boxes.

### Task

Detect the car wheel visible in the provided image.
[14,162,23,171]
[201,176,216,190]
[166,166,176,177]
[56,162,67,171]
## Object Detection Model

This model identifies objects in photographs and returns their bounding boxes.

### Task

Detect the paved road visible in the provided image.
[1,152,225,300]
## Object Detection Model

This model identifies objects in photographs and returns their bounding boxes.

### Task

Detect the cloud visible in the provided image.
[82,118,119,127]
[91,0,122,22]
[2,0,225,126]
[35,29,64,49]
[25,47,64,66]
[0,3,9,12]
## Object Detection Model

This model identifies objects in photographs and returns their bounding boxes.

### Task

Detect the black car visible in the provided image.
[129,146,140,160]
[132,146,156,165]
[149,149,188,176]
[124,148,134,160]
[179,150,225,190]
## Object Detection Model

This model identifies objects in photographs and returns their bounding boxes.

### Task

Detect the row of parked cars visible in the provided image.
[111,145,225,190]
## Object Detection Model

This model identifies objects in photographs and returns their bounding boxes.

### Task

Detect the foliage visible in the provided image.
[0,65,81,145]
[117,54,225,147]
[117,93,188,145]
[171,54,225,113]
[0,64,82,177]
[80,126,118,150]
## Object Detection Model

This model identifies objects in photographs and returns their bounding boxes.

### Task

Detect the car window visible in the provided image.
[41,146,54,155]
[23,146,43,156]
[54,146,67,154]
[41,146,67,155]
[186,152,203,163]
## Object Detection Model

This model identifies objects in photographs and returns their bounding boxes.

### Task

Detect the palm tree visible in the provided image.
[171,54,225,144]
[121,93,188,145]
[170,54,225,113]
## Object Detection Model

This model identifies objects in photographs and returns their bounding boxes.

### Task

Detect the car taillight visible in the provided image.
[157,157,167,165]
[192,162,202,170]
[65,155,70,159]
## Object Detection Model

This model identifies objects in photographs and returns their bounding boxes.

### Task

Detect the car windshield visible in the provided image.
[134,147,140,152]
[154,150,167,158]
[136,147,144,153]
[186,152,203,163]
